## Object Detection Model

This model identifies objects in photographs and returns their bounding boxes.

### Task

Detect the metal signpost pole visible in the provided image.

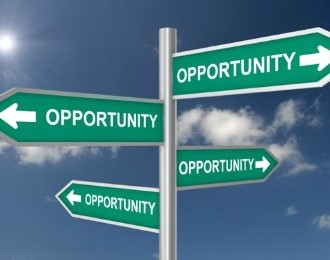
[159,28,177,260]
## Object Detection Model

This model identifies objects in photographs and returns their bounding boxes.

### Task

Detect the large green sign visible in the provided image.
[177,147,278,190]
[173,27,330,99]
[56,180,159,233]
[0,88,163,145]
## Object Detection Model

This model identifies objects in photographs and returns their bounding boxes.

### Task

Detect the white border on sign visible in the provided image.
[173,27,330,99]
[55,180,159,233]
[0,87,164,146]
[176,146,280,191]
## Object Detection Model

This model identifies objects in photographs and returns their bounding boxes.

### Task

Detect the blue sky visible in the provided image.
[0,0,330,259]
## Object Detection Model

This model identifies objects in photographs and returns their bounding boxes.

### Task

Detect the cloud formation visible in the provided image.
[0,97,321,171]
[0,141,10,153]
[285,205,298,216]
[268,137,317,176]
[178,106,266,146]
[177,98,320,176]
[15,146,86,165]
[0,143,117,165]
[313,214,330,230]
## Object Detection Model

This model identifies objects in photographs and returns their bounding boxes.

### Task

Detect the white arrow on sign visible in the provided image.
[299,45,330,71]
[0,103,36,129]
[66,190,82,206]
[255,156,270,173]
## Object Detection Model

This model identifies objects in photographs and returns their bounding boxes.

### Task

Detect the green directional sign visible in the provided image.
[173,27,330,99]
[0,88,163,145]
[177,147,279,190]
[56,180,159,233]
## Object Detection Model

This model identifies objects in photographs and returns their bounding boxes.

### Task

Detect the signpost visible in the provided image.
[173,27,330,99]
[177,147,278,190]
[0,88,163,145]
[7,26,330,260]
[56,180,160,233]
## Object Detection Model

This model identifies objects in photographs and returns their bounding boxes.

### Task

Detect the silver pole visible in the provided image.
[159,28,177,260]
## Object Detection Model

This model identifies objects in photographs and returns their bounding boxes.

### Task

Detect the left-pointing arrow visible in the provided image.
[0,103,36,129]
[66,190,82,206]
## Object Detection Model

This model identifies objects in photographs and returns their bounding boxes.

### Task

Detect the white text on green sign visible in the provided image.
[173,27,330,99]
[177,147,279,190]
[56,180,159,233]
[0,88,163,145]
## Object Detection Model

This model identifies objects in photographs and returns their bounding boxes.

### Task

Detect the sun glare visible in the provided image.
[0,34,15,53]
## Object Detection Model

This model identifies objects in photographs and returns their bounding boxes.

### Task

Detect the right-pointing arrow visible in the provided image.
[66,190,81,206]
[299,45,330,71]
[255,156,270,173]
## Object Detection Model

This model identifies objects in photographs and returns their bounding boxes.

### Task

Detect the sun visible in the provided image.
[0,34,15,53]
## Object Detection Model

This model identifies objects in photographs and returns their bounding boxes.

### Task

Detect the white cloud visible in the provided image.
[268,137,317,176]
[269,98,322,132]
[0,141,10,153]
[268,137,298,160]
[288,163,317,176]
[15,146,85,165]
[306,95,323,127]
[177,98,321,176]
[269,99,303,132]
[152,253,159,259]
[313,214,330,230]
[177,107,204,144]
[200,107,265,146]
[0,144,119,166]
[110,146,120,159]
[177,106,265,146]
[285,205,298,216]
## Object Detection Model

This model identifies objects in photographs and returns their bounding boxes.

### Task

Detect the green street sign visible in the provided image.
[56,180,159,233]
[173,27,330,99]
[0,88,163,145]
[177,147,279,190]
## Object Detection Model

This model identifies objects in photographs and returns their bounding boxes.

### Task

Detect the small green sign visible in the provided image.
[177,147,278,190]
[173,27,330,99]
[0,88,163,145]
[56,180,159,233]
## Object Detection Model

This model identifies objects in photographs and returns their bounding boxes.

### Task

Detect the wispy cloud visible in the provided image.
[313,214,330,230]
[0,141,10,153]
[177,107,205,144]
[152,47,159,55]
[268,137,317,177]
[268,98,322,132]
[285,205,298,216]
[177,98,320,176]
[268,99,304,133]
[15,146,85,165]
[45,195,57,204]
[152,253,159,259]
[110,146,120,159]
[0,144,119,166]
[178,106,265,146]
